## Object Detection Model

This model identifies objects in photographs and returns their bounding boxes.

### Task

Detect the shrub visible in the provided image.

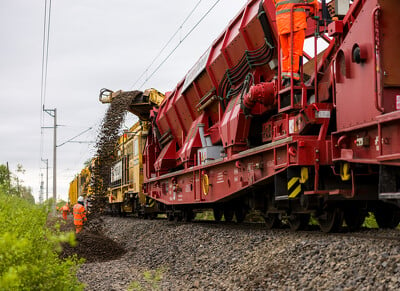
[0,190,84,290]
[194,210,214,221]
[362,212,378,229]
[128,268,164,291]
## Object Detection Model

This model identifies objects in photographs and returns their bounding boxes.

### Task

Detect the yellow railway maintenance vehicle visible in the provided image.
[69,89,165,216]
[68,159,95,206]
[100,88,165,217]
[106,121,156,217]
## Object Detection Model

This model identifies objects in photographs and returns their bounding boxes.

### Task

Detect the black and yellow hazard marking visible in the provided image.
[299,167,309,184]
[147,198,156,208]
[288,177,302,198]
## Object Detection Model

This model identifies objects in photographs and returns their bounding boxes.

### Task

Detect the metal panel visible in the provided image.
[379,0,400,87]
[335,0,380,131]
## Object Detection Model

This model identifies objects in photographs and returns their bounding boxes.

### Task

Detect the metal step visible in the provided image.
[379,192,400,200]
[275,195,289,201]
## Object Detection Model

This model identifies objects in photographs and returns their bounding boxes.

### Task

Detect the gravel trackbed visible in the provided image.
[65,216,400,290]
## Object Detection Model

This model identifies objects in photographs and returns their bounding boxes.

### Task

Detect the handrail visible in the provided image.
[286,3,317,99]
[290,3,317,89]
[372,6,384,113]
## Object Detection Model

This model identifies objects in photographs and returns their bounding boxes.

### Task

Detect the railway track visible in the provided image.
[114,213,400,242]
[187,218,400,241]
[78,216,400,290]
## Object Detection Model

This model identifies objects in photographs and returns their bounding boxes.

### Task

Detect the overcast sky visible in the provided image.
[0,0,247,202]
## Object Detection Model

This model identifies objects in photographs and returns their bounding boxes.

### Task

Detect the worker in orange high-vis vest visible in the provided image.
[60,203,70,220]
[73,196,87,233]
[274,0,319,86]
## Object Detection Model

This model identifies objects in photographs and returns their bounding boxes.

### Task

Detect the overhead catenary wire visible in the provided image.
[40,0,48,127]
[40,0,52,131]
[130,0,203,90]
[44,0,52,108]
[138,0,222,90]
[42,1,221,201]
[39,0,52,201]
[57,127,93,148]
[40,0,50,159]
[64,141,96,144]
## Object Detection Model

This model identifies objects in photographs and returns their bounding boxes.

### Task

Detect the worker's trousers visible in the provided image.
[75,224,83,234]
[279,29,305,80]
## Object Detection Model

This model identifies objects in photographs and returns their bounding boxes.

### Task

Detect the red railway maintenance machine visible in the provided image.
[104,0,400,232]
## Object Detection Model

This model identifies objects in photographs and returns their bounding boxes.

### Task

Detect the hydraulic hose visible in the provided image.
[257,0,275,50]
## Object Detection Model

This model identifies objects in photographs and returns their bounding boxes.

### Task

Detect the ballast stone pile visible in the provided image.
[59,216,126,263]
[91,91,142,213]
[77,217,400,290]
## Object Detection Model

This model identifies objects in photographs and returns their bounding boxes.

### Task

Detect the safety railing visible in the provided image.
[277,2,323,112]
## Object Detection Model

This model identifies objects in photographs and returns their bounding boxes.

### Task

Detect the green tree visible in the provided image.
[0,164,35,203]
[0,164,11,193]
[19,185,35,204]
[14,163,26,198]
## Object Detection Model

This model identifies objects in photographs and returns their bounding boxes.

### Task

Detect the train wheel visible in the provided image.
[182,209,194,222]
[234,207,247,223]
[288,213,310,231]
[374,204,400,229]
[263,213,280,229]
[137,209,145,219]
[110,205,114,217]
[318,208,343,233]
[167,212,174,221]
[344,208,366,231]
[144,213,155,220]
[224,208,234,222]
[213,208,222,222]
[117,204,123,217]
[112,204,117,217]
[174,213,183,222]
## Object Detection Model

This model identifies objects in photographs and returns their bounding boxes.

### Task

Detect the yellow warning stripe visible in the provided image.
[287,177,300,190]
[288,177,302,199]
[288,185,302,198]
[148,199,155,208]
[299,167,309,184]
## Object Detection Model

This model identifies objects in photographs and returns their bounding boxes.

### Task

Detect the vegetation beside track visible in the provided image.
[195,209,388,229]
[0,190,84,290]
